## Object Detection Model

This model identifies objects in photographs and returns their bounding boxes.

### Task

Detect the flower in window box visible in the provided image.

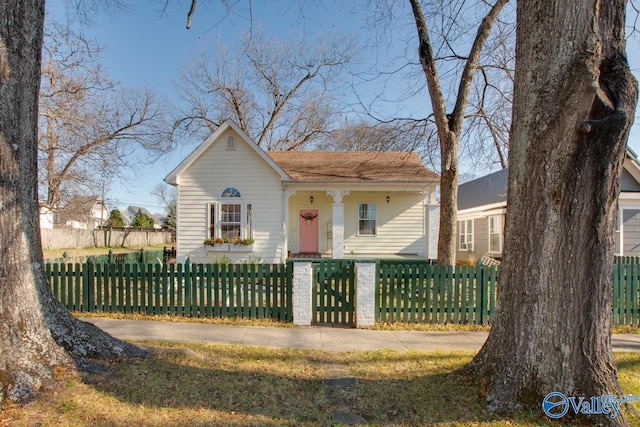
[231,237,254,246]
[204,237,227,246]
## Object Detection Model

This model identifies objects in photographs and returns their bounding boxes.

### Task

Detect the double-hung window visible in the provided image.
[459,219,473,251]
[358,203,376,236]
[488,215,502,253]
[220,204,242,240]
[208,187,252,240]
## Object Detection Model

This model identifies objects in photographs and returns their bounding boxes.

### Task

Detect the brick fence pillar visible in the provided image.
[292,262,313,326]
[355,262,377,328]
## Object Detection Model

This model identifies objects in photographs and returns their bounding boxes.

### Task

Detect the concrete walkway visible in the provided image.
[82,318,640,353]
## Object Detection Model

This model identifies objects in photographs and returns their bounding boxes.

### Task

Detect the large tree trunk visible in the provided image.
[468,1,638,426]
[0,0,145,406]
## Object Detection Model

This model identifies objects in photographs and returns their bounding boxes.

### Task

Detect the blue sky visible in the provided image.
[46,1,640,215]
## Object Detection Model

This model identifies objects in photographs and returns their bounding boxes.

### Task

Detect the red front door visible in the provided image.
[299,209,319,253]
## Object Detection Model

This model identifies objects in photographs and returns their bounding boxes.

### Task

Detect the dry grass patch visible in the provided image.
[370,321,492,332]
[3,342,639,426]
[76,312,295,328]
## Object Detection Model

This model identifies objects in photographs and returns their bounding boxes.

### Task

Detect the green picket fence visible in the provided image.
[377,263,498,325]
[613,262,640,326]
[46,262,292,321]
[46,259,640,327]
[378,262,640,327]
[614,255,640,265]
[312,259,355,326]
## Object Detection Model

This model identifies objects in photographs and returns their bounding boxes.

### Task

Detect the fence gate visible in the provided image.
[312,260,355,326]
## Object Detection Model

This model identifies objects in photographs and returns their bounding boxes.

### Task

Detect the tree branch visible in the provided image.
[186,0,197,29]
[450,0,509,135]
[408,0,451,138]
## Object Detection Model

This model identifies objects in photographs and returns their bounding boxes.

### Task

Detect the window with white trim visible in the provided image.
[458,219,473,251]
[208,187,252,240]
[221,203,242,239]
[488,215,502,253]
[358,203,377,236]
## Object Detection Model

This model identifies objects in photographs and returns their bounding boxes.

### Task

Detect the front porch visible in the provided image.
[283,187,439,261]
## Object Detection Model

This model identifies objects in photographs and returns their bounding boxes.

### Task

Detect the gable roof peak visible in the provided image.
[164,120,290,185]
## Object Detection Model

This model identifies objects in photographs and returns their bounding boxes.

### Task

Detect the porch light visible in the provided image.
[386,194,390,204]
[310,194,314,204]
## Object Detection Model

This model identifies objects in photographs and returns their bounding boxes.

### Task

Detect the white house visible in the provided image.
[456,148,640,264]
[165,120,440,263]
[58,196,109,230]
[39,204,56,229]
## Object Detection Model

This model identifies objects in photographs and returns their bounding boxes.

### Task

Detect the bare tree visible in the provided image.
[462,15,514,170]
[39,21,171,210]
[0,0,145,407]
[172,28,356,150]
[152,182,177,228]
[407,0,509,265]
[316,118,438,162]
[468,1,638,425]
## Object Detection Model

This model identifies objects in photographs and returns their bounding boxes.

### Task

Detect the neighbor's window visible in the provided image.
[358,203,377,236]
[488,215,502,253]
[459,219,473,251]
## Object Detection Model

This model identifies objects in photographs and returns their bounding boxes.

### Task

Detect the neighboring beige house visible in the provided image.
[165,120,441,263]
[456,148,640,264]
[58,196,109,230]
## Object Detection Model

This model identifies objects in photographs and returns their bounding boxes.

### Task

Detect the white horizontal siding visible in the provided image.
[343,192,426,257]
[176,129,284,263]
[456,213,505,264]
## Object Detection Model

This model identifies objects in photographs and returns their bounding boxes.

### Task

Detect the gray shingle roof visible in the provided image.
[457,168,508,211]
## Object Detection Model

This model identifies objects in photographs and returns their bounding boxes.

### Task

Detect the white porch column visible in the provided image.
[424,191,440,260]
[327,190,349,259]
[281,189,295,263]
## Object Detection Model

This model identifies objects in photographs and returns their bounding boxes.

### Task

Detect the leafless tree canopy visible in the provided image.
[172,28,356,150]
[356,0,513,172]
[39,21,172,209]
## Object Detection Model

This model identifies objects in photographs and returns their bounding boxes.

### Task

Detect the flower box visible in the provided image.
[230,244,254,252]
[205,243,230,252]
[204,238,254,252]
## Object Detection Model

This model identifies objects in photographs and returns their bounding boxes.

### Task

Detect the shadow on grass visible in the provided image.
[75,342,560,426]
[615,352,640,372]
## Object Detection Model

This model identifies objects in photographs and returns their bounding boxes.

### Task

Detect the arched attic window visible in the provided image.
[221,187,241,198]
